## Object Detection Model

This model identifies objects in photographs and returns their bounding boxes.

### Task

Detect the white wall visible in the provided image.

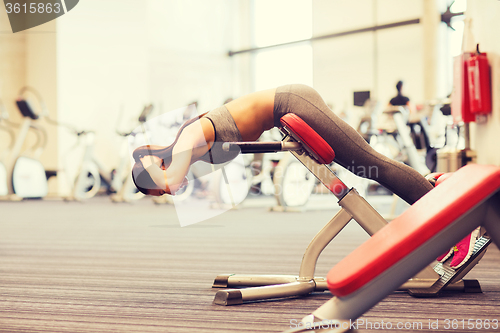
[465,0,500,166]
[312,0,442,116]
[56,0,242,194]
[0,14,59,193]
[312,0,374,112]
[11,0,496,196]
[146,0,239,112]
[230,1,253,98]
[0,10,25,152]
[26,21,58,171]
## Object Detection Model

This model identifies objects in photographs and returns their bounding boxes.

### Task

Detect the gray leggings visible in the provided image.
[274,84,433,205]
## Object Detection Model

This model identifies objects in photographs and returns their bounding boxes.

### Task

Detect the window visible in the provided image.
[449,0,466,58]
[252,0,313,91]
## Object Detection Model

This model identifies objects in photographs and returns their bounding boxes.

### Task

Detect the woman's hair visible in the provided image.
[131,112,208,195]
[132,159,162,194]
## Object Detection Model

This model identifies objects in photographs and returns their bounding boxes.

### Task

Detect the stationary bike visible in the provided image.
[372,105,430,175]
[5,87,49,199]
[62,128,111,200]
[110,105,153,202]
[210,127,315,208]
[0,101,15,196]
[70,105,153,201]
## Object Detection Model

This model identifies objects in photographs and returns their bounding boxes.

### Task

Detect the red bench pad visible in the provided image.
[280,114,335,164]
[327,164,500,297]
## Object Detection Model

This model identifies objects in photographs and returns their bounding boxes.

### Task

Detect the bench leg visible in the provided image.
[212,208,353,305]
[484,192,500,247]
[212,189,442,305]
[213,281,315,305]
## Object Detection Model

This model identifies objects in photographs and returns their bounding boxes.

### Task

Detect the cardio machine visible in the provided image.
[0,101,15,196]
[211,113,490,305]
[373,106,430,175]
[5,87,49,199]
[110,104,153,202]
[70,105,153,201]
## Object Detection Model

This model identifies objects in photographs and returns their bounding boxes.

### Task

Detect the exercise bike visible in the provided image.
[4,87,49,199]
[372,105,430,175]
[0,101,15,196]
[210,127,316,209]
[109,105,153,203]
[69,105,154,201]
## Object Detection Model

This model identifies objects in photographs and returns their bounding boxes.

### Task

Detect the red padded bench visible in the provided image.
[309,164,500,321]
[280,114,350,197]
[280,113,335,165]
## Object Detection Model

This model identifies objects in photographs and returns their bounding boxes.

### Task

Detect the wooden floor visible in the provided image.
[0,195,499,333]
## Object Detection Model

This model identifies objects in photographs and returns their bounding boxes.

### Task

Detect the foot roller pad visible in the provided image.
[214,290,243,305]
[212,274,233,288]
[463,279,482,293]
[408,237,490,297]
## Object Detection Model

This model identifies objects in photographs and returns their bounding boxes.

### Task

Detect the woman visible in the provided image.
[132,84,433,204]
[132,84,479,270]
[388,80,429,150]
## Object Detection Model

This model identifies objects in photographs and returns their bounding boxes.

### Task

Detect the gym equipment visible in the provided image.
[209,158,251,206]
[436,123,476,173]
[110,104,153,203]
[374,101,452,174]
[287,164,499,332]
[256,127,315,209]
[209,150,315,208]
[273,152,316,208]
[212,114,487,306]
[210,148,316,209]
[377,106,430,175]
[67,129,112,200]
[436,105,477,173]
[420,100,451,172]
[71,105,153,201]
[0,101,15,196]
[5,87,49,199]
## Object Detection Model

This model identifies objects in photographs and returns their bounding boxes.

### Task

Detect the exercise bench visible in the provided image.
[286,164,500,332]
[212,114,488,306]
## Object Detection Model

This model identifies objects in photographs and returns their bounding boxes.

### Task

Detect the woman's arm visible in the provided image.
[164,118,214,194]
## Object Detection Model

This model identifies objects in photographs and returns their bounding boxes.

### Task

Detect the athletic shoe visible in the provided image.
[450,227,481,269]
[436,247,454,263]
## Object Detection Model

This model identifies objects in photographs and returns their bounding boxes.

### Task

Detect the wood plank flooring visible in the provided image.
[0,196,498,332]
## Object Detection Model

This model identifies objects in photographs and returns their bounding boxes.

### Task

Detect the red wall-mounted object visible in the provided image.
[452,49,492,124]
[467,52,492,115]
[452,53,475,123]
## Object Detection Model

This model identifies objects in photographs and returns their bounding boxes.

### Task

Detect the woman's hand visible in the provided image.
[140,155,190,196]
[140,155,162,169]
[165,176,190,195]
[137,118,210,197]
